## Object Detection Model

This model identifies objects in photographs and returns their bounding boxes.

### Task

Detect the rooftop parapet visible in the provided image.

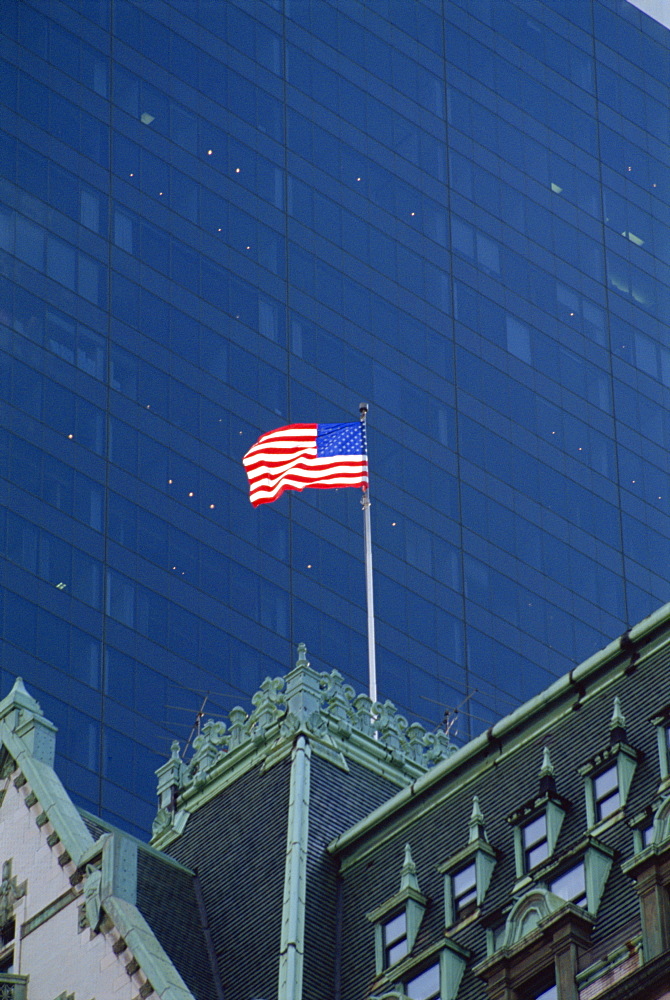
[153,644,454,844]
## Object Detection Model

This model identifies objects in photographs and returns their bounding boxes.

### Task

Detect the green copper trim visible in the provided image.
[21,887,77,938]
[278,735,312,1000]
[328,601,670,858]
[152,643,455,849]
[576,936,642,993]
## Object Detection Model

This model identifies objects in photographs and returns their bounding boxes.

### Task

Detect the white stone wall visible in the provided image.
[0,771,147,998]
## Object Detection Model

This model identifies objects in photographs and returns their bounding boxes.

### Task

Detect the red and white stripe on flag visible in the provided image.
[242,423,368,507]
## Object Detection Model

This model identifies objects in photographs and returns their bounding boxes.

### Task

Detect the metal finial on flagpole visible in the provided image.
[359,403,377,706]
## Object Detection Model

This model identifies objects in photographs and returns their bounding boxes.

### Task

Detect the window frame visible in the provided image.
[509,795,567,881]
[382,909,409,968]
[405,960,441,1000]
[438,837,497,928]
[593,763,620,822]
[522,812,550,871]
[579,741,639,830]
[550,861,587,908]
[451,860,477,920]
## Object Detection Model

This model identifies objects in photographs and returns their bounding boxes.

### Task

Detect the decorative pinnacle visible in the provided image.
[610,696,626,732]
[540,747,554,778]
[0,677,43,720]
[538,745,557,795]
[400,843,420,892]
[469,795,487,843]
[296,643,309,669]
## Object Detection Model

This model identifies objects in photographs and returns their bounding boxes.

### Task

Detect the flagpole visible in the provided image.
[359,403,377,705]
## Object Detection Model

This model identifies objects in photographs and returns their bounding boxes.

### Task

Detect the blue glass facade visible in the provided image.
[1,0,669,835]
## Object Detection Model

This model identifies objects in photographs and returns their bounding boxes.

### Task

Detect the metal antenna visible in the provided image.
[182,694,209,758]
[442,690,477,738]
[421,690,478,737]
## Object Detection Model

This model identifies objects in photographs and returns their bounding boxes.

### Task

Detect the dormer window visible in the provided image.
[522,813,549,871]
[550,861,586,907]
[508,748,568,880]
[382,910,408,967]
[367,844,426,975]
[439,796,498,927]
[579,697,639,830]
[544,837,613,916]
[475,887,592,1000]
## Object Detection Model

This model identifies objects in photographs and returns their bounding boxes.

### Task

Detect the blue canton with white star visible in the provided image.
[316,423,365,456]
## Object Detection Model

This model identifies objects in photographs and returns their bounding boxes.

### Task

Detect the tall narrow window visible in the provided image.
[452,861,477,919]
[382,911,408,967]
[594,765,619,821]
[522,813,549,870]
[508,751,569,881]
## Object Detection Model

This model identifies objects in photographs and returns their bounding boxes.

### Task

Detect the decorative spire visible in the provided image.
[296,642,309,669]
[610,695,627,743]
[0,676,57,767]
[400,843,420,893]
[539,746,556,795]
[0,677,43,720]
[469,795,488,843]
[284,643,322,727]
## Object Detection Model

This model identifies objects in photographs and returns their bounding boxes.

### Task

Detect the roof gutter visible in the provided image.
[328,602,670,856]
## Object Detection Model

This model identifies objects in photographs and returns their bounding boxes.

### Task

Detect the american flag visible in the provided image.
[243,422,368,507]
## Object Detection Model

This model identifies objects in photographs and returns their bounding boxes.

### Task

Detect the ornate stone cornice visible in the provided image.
[153,645,455,842]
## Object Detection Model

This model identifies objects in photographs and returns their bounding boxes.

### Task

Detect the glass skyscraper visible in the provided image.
[1,0,669,835]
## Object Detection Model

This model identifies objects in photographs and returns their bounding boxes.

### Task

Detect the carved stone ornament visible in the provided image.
[0,860,26,927]
[83,864,103,932]
[155,645,456,809]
